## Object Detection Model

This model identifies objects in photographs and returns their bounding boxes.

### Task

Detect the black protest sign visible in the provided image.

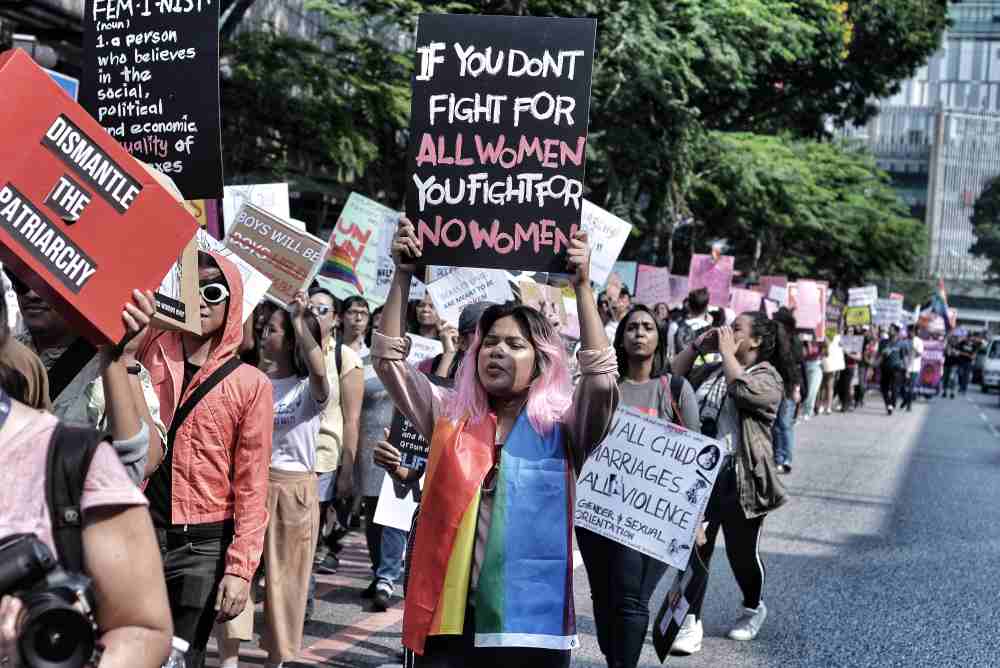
[405,14,597,272]
[81,0,223,199]
[651,549,709,662]
[388,409,430,472]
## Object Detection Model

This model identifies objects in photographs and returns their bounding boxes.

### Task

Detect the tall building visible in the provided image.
[843,1,1000,282]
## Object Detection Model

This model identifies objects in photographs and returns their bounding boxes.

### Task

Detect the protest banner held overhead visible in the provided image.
[729,287,763,315]
[669,275,689,305]
[426,266,514,327]
[580,200,632,286]
[795,280,824,329]
[848,285,878,307]
[687,253,734,307]
[406,333,444,365]
[635,264,672,306]
[575,406,725,570]
[81,0,223,199]
[222,183,290,233]
[755,275,787,296]
[874,297,904,326]
[196,229,272,323]
[845,305,872,327]
[0,49,198,344]
[519,281,568,328]
[224,202,328,307]
[405,14,597,272]
[320,192,391,304]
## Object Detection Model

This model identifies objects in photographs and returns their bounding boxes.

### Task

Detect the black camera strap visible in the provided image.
[46,424,105,573]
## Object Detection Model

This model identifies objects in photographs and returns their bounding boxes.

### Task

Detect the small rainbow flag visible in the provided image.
[321,242,364,293]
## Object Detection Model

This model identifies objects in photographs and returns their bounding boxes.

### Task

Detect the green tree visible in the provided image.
[219,0,946,253]
[970,175,1000,284]
[686,133,927,288]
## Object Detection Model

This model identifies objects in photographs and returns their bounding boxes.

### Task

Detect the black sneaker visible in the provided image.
[361,581,377,599]
[315,553,340,574]
[373,587,392,612]
[777,464,791,475]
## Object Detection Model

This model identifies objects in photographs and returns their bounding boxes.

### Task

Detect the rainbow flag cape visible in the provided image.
[404,412,578,654]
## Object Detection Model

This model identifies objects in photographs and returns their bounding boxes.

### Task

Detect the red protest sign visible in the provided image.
[0,49,198,344]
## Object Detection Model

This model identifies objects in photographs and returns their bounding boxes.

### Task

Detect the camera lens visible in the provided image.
[19,599,95,668]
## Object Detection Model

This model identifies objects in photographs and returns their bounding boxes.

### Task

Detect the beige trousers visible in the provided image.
[263,468,319,662]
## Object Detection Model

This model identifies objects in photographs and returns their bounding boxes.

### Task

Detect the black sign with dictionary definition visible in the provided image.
[81,0,223,199]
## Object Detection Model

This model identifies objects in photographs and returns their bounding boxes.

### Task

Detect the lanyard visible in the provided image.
[0,388,11,434]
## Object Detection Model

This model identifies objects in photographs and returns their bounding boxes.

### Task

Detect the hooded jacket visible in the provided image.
[139,251,273,581]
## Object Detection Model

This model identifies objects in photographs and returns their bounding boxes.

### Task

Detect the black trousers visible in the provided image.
[409,605,570,668]
[363,495,382,575]
[156,530,231,668]
[881,367,903,410]
[689,478,766,619]
[576,528,667,668]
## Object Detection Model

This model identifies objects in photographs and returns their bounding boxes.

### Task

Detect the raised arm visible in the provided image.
[372,218,450,440]
[290,290,330,405]
[565,231,620,463]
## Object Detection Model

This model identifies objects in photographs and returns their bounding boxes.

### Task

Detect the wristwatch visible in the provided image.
[126,364,142,375]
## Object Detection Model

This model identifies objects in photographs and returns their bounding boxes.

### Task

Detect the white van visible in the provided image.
[981,337,1000,392]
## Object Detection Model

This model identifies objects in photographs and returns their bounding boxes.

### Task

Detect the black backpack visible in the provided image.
[46,423,105,573]
[675,319,711,355]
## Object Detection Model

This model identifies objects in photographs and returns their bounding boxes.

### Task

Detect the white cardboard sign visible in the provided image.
[426,267,514,328]
[575,406,725,569]
[580,200,632,287]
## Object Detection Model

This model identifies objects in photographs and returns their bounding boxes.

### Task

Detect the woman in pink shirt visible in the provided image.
[0,288,173,668]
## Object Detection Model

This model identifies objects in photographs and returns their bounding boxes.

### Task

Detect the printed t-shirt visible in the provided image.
[0,408,147,557]
[270,375,328,472]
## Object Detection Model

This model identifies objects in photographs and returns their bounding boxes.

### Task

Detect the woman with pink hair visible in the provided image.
[371,218,619,667]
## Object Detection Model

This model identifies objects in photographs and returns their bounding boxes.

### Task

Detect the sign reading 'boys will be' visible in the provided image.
[405,14,597,272]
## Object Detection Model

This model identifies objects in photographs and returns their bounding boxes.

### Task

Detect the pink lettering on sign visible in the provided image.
[416,216,577,256]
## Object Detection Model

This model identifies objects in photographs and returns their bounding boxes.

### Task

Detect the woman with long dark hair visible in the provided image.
[669,311,792,654]
[371,218,618,667]
[577,304,701,668]
[257,291,330,667]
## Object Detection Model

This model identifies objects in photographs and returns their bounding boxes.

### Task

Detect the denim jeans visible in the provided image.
[576,528,668,668]
[958,361,973,394]
[802,360,823,417]
[772,398,796,466]
[376,525,407,590]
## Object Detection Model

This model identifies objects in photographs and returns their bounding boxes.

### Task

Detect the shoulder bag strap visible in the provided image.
[47,337,98,402]
[660,375,687,429]
[167,356,243,448]
[47,423,104,572]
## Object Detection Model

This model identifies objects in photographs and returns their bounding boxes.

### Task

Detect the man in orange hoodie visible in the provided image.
[133,250,273,668]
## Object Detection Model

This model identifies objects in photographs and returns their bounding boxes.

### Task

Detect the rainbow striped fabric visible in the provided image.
[320,242,364,293]
[404,412,578,655]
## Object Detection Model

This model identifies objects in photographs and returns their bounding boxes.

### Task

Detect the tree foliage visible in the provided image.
[970,176,1000,284]
[219,0,946,275]
[686,133,927,288]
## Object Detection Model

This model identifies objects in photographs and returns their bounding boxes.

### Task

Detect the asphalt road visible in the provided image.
[206,386,1000,667]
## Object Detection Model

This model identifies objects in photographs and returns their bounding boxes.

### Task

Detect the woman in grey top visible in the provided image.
[577,304,700,668]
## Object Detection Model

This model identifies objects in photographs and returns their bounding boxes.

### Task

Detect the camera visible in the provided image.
[0,534,97,668]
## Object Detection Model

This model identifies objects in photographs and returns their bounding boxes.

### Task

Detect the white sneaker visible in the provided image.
[727,601,767,641]
[670,615,703,655]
